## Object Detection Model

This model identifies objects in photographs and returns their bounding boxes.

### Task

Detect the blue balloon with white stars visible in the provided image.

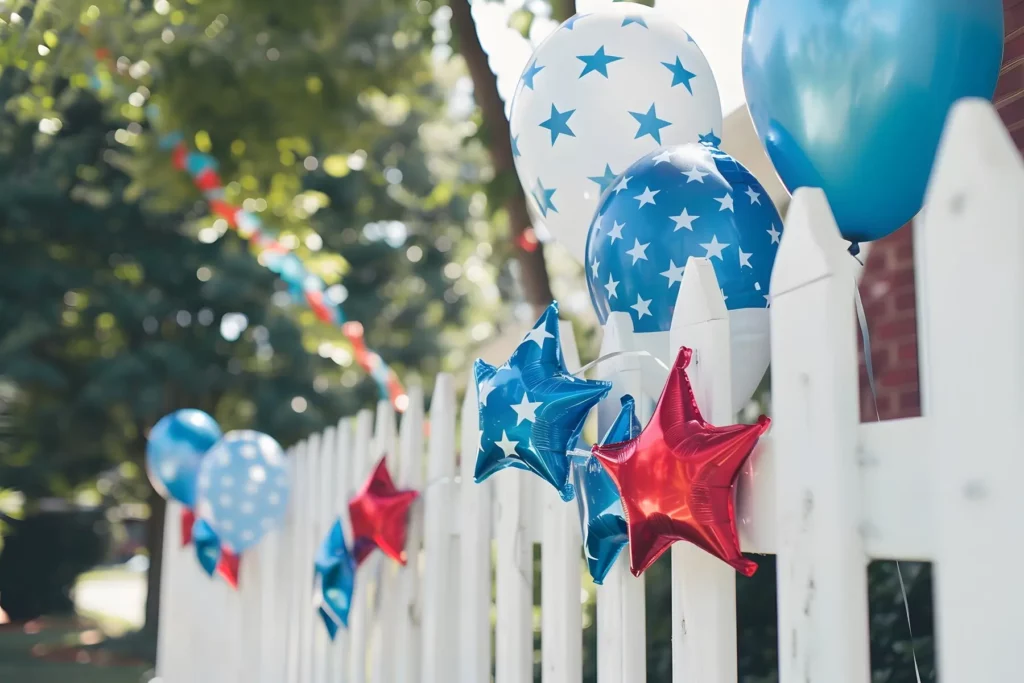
[572,394,641,585]
[195,430,290,554]
[586,143,782,333]
[314,519,356,639]
[474,302,612,501]
[508,2,723,263]
[146,409,222,507]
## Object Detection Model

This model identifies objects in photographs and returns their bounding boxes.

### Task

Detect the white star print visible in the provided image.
[764,294,772,307]
[721,289,729,301]
[523,325,554,349]
[739,249,753,268]
[511,394,543,425]
[591,260,600,278]
[495,431,519,457]
[478,378,496,406]
[625,239,649,265]
[477,428,484,452]
[715,193,734,212]
[670,208,698,231]
[604,274,619,299]
[684,166,708,183]
[634,186,659,208]
[608,221,625,243]
[613,175,632,194]
[652,150,674,165]
[767,224,781,244]
[701,235,729,260]
[631,295,652,319]
[660,260,685,287]
[745,186,761,204]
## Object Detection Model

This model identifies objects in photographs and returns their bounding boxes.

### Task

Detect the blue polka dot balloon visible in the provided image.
[586,143,783,409]
[146,409,222,507]
[195,430,290,554]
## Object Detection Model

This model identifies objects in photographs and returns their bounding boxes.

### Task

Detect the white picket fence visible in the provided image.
[154,98,1024,683]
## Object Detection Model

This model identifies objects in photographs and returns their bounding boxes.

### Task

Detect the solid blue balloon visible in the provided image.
[195,430,290,554]
[146,409,222,507]
[742,0,1003,245]
[586,143,782,331]
[572,394,641,585]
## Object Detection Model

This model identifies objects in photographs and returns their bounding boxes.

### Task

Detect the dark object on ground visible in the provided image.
[0,509,109,621]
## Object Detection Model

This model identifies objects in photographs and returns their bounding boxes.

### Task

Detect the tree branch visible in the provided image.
[449,0,554,317]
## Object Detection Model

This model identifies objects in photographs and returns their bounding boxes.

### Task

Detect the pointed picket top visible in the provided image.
[399,385,425,487]
[374,400,397,464]
[931,98,1024,201]
[673,257,727,328]
[461,376,480,483]
[428,373,456,480]
[602,311,637,354]
[770,187,852,300]
[558,320,583,371]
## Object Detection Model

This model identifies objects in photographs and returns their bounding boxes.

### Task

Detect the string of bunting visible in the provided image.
[89,45,406,409]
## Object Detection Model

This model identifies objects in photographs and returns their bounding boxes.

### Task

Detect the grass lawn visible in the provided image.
[0,619,151,683]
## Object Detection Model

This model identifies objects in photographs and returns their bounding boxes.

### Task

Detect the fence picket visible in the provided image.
[312,426,337,683]
[394,385,425,683]
[348,411,375,683]
[668,257,739,683]
[594,312,647,683]
[539,320,585,683]
[370,401,398,683]
[919,98,1024,680]
[421,374,459,683]
[458,374,493,682]
[770,187,869,683]
[331,418,355,683]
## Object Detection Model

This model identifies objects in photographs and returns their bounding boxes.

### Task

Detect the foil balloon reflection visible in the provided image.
[592,347,770,577]
[742,0,1003,245]
[572,395,643,584]
[146,409,222,507]
[474,302,612,501]
[348,457,418,566]
[314,519,356,639]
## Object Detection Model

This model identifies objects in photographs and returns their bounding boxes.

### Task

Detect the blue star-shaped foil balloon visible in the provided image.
[474,302,611,501]
[571,394,639,584]
[314,519,356,639]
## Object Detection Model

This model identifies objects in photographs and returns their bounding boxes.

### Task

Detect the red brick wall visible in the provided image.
[857,0,1024,420]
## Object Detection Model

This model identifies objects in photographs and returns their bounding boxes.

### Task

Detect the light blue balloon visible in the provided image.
[195,430,290,553]
[146,409,222,507]
[742,0,1003,245]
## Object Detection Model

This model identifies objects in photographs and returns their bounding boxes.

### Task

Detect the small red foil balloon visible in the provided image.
[592,347,770,577]
[348,457,418,566]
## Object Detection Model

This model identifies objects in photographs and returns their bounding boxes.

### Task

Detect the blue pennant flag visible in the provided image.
[314,519,356,639]
[571,394,639,584]
[192,518,222,577]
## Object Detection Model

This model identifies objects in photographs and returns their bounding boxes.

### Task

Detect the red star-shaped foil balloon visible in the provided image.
[348,456,419,566]
[592,347,770,577]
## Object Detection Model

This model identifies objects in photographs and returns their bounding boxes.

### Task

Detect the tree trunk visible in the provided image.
[144,482,166,637]
[449,0,554,318]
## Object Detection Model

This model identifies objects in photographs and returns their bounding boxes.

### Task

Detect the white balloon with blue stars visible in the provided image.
[195,430,290,554]
[586,142,782,411]
[509,2,722,263]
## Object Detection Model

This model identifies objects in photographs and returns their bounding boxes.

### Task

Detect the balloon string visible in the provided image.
[573,350,670,378]
[853,271,923,683]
